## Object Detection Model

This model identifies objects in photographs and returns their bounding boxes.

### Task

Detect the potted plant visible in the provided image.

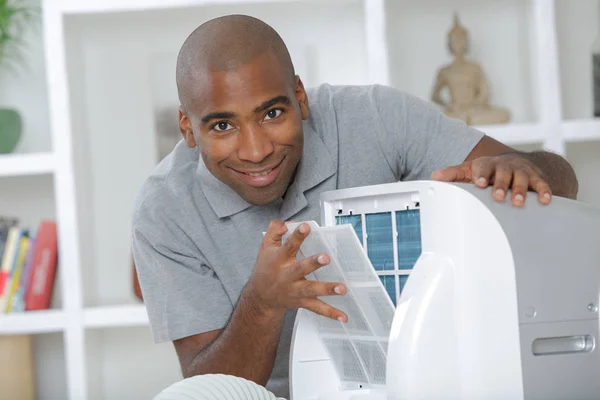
[0,0,37,154]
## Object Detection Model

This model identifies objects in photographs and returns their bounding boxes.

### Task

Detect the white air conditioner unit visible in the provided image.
[286,181,600,400]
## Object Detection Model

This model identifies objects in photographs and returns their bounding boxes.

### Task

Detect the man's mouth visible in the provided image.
[245,169,273,177]
[231,159,284,188]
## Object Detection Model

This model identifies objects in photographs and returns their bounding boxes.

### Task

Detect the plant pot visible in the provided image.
[0,109,22,154]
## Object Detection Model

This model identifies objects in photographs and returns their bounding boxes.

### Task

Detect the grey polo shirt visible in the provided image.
[131,83,484,398]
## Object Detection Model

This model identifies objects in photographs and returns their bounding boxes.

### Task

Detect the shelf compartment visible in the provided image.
[555,0,599,120]
[0,174,57,245]
[85,326,181,399]
[385,0,537,124]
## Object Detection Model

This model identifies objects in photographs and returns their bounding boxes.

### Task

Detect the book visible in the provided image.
[0,227,29,312]
[10,237,36,313]
[24,220,58,311]
[0,218,58,313]
[0,217,19,263]
[5,235,31,312]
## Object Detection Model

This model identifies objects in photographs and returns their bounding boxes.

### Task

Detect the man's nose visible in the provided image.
[237,126,274,164]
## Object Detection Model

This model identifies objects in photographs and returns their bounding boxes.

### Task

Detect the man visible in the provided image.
[131,14,578,399]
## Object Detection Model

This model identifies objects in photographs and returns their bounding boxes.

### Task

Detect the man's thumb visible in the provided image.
[261,219,288,249]
[432,163,471,182]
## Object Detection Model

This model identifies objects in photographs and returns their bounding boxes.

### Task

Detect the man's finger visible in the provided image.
[280,222,310,258]
[492,165,513,201]
[529,175,552,205]
[511,168,529,207]
[431,163,472,182]
[299,298,348,322]
[261,219,288,249]
[293,279,346,298]
[471,157,495,188]
[288,253,331,280]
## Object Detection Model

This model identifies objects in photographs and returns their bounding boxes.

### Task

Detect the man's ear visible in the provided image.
[295,76,309,120]
[179,107,196,148]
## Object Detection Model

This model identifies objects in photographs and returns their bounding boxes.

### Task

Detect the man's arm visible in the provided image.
[369,84,577,205]
[173,291,285,385]
[173,221,347,386]
[433,135,579,205]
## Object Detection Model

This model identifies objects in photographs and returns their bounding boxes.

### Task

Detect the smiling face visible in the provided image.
[179,50,309,206]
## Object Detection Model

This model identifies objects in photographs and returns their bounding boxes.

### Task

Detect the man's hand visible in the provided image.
[431,152,552,207]
[173,219,348,386]
[243,220,348,322]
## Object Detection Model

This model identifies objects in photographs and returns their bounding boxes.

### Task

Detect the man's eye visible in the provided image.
[265,109,282,120]
[213,122,233,132]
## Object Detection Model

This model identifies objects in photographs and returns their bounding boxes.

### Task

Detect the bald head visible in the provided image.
[176,15,296,111]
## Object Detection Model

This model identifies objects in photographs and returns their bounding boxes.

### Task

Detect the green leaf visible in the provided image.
[0,0,38,73]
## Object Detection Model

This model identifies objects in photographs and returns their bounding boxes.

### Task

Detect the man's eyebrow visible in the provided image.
[199,96,290,124]
[254,96,291,113]
[200,111,237,124]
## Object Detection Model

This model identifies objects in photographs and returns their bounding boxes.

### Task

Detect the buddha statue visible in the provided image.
[431,14,510,125]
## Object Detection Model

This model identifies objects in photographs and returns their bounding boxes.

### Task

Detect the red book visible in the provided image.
[24,221,58,311]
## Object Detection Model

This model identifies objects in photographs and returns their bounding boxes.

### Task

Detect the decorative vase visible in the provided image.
[0,108,22,154]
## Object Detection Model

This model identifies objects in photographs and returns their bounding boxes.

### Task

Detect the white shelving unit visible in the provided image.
[83,304,149,329]
[1,0,600,399]
[0,153,55,177]
[0,309,65,335]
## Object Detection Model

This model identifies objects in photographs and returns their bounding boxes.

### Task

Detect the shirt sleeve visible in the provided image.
[373,84,485,181]
[131,192,233,343]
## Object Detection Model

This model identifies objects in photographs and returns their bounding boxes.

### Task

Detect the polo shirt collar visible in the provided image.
[196,122,336,219]
[278,123,336,220]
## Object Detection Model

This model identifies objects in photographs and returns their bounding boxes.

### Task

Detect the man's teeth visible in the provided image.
[246,169,272,177]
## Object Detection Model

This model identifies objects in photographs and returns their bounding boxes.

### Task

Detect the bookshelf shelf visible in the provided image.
[0,305,150,335]
[83,304,149,329]
[474,122,548,146]
[0,153,55,178]
[0,309,65,335]
[562,118,600,142]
